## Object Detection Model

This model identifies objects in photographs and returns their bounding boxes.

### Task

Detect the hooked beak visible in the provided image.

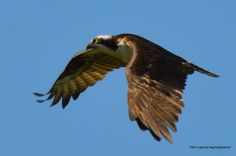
[86,43,99,50]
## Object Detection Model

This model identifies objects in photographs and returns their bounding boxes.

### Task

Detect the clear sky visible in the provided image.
[0,0,235,156]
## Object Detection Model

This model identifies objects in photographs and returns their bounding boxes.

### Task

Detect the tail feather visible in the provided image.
[185,62,219,77]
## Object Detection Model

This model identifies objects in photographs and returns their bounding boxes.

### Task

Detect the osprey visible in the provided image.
[35,34,218,143]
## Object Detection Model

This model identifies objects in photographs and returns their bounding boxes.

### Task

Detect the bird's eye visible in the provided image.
[93,38,100,44]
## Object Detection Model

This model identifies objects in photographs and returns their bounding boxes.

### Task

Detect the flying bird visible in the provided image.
[35,33,218,143]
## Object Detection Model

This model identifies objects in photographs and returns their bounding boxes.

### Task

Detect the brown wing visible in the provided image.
[127,73,185,143]
[35,49,126,108]
[122,34,218,143]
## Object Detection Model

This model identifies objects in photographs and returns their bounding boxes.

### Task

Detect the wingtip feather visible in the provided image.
[62,96,71,109]
[34,92,46,97]
[150,130,161,142]
[36,99,47,103]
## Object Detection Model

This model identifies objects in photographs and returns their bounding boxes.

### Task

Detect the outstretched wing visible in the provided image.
[127,72,186,143]
[35,48,126,108]
[124,34,218,143]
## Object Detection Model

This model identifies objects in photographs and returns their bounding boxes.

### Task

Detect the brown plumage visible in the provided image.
[35,34,218,143]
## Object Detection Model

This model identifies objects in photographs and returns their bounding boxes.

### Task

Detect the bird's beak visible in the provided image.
[86,43,99,50]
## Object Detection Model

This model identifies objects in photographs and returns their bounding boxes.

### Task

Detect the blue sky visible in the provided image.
[0,0,235,155]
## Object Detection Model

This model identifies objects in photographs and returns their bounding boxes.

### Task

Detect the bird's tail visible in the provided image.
[185,62,219,77]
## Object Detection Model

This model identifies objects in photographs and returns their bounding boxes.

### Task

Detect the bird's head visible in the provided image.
[86,35,121,51]
[86,34,132,63]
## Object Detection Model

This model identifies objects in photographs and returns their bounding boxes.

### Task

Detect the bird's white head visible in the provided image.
[96,35,112,40]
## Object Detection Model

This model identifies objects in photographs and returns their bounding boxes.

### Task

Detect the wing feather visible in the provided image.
[127,73,184,143]
[35,48,126,108]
